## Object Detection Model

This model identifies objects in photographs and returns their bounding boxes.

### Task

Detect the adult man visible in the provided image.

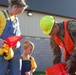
[40,16,76,75]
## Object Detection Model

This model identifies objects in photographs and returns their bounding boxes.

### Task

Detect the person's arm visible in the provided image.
[50,37,61,64]
[70,49,76,63]
[15,16,21,48]
[0,11,6,36]
[0,11,6,47]
[25,68,36,75]
[15,16,21,36]
[30,57,37,73]
[30,68,36,73]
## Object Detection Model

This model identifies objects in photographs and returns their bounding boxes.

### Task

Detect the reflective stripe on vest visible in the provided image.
[54,20,74,59]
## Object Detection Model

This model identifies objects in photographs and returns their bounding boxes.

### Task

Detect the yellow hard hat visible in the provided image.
[40,16,54,34]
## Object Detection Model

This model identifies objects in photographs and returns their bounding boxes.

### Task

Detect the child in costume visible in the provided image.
[21,40,37,75]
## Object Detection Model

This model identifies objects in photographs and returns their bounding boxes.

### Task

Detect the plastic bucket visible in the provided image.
[45,62,68,75]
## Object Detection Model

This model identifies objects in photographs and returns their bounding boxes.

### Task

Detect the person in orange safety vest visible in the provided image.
[40,16,76,75]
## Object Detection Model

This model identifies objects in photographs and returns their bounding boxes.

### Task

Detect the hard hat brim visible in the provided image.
[43,28,52,35]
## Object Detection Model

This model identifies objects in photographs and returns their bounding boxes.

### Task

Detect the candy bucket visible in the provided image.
[45,62,68,75]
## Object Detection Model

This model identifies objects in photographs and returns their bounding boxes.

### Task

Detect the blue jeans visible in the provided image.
[0,47,22,75]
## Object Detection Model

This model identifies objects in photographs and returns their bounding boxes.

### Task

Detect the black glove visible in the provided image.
[66,60,75,74]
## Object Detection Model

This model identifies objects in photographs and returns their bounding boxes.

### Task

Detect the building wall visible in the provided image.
[1,0,76,18]
[26,0,76,18]
[0,6,71,72]
[0,6,72,38]
[17,10,72,38]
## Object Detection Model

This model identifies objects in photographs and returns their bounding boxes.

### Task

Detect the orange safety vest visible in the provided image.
[54,20,74,59]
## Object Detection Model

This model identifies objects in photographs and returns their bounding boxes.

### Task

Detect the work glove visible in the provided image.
[66,60,75,74]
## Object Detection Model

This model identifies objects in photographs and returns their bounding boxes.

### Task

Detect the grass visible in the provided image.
[6,71,46,75]
[33,71,46,75]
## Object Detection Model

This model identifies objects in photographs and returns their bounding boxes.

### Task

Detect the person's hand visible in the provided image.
[25,71,32,75]
[0,38,4,47]
[66,60,75,74]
